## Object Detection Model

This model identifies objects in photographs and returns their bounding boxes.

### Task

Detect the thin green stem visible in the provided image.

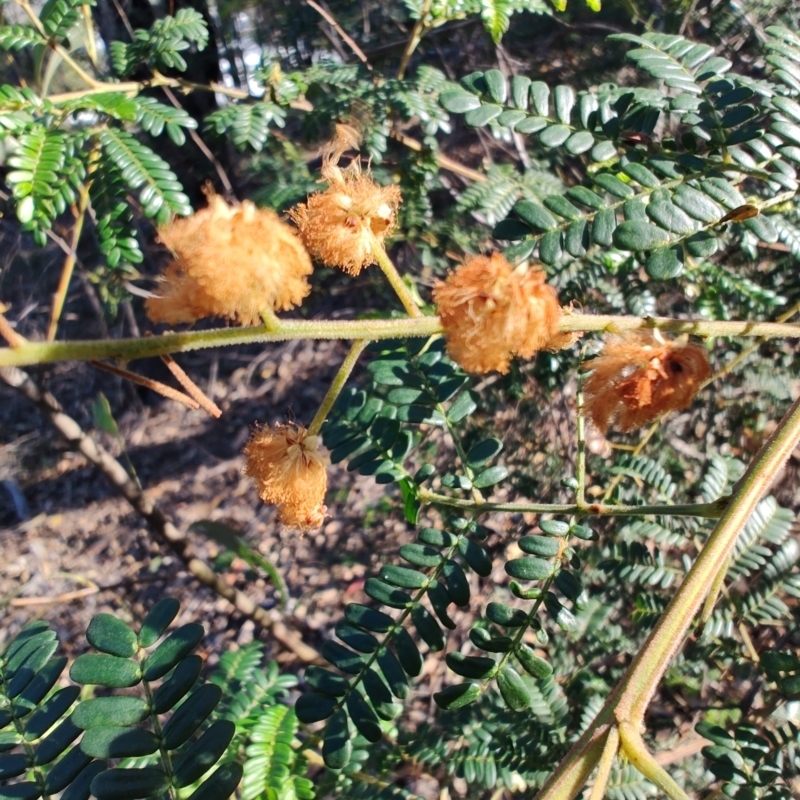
[260,308,281,332]
[556,313,800,338]
[575,383,587,508]
[4,313,800,369]
[0,317,441,368]
[703,297,800,388]
[47,184,90,341]
[481,573,555,694]
[396,0,433,80]
[617,722,691,800]
[586,725,618,800]
[15,0,103,91]
[418,490,728,519]
[141,673,178,800]
[371,238,423,317]
[47,73,254,104]
[308,339,370,436]
[435,393,485,505]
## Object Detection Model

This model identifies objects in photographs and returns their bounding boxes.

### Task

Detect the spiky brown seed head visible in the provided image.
[146,195,313,326]
[289,170,401,275]
[433,253,561,374]
[243,423,328,531]
[583,333,711,433]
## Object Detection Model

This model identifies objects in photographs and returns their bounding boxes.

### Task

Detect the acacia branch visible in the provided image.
[2,314,800,369]
[534,390,800,800]
[419,491,728,518]
[0,365,322,665]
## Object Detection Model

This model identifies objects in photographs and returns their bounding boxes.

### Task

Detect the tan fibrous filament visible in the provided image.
[289,118,401,275]
[243,423,328,532]
[583,333,712,433]
[289,161,401,275]
[433,253,562,374]
[146,193,313,327]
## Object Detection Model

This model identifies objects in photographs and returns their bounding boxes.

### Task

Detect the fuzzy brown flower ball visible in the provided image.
[243,423,328,531]
[433,253,561,374]
[289,167,401,275]
[583,333,712,433]
[146,195,313,326]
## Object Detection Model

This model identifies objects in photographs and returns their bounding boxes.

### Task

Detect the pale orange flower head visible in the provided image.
[433,253,561,374]
[243,423,328,531]
[583,332,711,433]
[289,164,401,275]
[146,194,313,326]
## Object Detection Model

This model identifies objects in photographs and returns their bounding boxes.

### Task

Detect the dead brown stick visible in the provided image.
[160,85,235,196]
[10,586,99,607]
[90,359,201,411]
[391,131,487,183]
[305,0,371,68]
[653,735,711,766]
[161,355,222,418]
[0,365,322,665]
[0,310,25,349]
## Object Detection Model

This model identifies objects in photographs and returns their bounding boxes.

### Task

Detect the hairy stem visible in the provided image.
[308,339,370,436]
[418,490,727,519]
[47,185,90,341]
[372,239,423,317]
[586,725,618,800]
[3,314,800,369]
[617,722,691,800]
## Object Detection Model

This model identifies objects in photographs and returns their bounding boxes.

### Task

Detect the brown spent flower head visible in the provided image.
[243,423,328,531]
[433,253,561,374]
[583,333,712,433]
[289,162,402,275]
[146,194,313,326]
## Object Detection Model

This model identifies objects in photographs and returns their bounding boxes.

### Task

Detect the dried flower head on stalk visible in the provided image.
[243,423,328,531]
[583,332,712,433]
[289,125,401,275]
[146,193,313,326]
[433,253,562,374]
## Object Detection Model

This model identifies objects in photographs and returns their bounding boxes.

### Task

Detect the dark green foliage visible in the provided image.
[109,9,209,76]
[39,0,94,41]
[0,605,304,800]
[699,721,798,799]
[98,129,191,223]
[3,4,800,798]
[5,127,85,245]
[205,103,287,152]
